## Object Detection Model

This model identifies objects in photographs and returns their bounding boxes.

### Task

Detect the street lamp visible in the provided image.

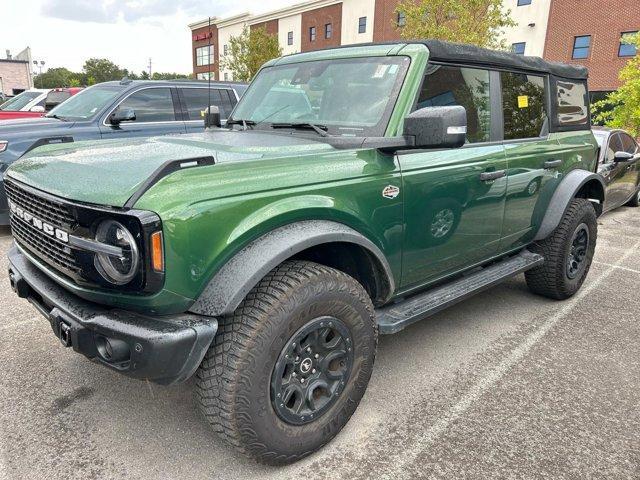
[33,60,45,88]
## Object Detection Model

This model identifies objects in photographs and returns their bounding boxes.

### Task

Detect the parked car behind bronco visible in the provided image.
[5,40,603,464]
[0,79,247,224]
[592,126,640,211]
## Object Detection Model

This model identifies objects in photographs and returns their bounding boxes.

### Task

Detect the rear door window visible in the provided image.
[116,88,176,123]
[417,64,492,143]
[181,88,237,120]
[501,72,547,140]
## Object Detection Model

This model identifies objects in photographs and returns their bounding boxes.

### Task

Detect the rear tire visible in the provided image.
[195,260,377,465]
[626,188,640,207]
[526,198,597,300]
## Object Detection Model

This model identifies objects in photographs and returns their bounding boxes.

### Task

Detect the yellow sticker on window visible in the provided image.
[517,95,529,108]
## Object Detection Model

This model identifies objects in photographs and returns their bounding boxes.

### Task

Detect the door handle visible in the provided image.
[480,170,506,181]
[544,159,563,169]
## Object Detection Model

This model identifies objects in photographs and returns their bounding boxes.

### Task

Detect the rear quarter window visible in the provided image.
[555,80,589,126]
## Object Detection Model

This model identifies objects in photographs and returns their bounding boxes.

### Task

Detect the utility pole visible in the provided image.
[32,60,45,88]
[148,58,152,79]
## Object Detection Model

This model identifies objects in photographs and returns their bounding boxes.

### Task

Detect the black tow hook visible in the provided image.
[50,309,73,348]
[58,321,72,347]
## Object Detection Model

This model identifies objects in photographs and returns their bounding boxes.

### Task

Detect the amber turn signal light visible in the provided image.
[151,231,164,272]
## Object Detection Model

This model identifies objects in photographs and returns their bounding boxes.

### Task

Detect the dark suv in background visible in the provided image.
[0,79,248,224]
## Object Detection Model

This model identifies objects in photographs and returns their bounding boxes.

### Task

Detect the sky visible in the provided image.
[1,0,295,75]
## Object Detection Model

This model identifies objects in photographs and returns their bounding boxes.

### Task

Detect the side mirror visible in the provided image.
[404,106,467,149]
[109,108,136,125]
[614,151,634,162]
[204,105,221,129]
[30,106,45,113]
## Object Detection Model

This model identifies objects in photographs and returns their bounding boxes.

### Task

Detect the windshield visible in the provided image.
[231,56,411,136]
[46,85,124,120]
[0,91,42,111]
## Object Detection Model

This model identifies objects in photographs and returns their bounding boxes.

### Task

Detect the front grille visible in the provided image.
[4,180,75,227]
[5,179,82,279]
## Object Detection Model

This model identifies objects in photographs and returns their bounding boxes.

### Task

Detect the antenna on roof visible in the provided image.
[207,16,212,121]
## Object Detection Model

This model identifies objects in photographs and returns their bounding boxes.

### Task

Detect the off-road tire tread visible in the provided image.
[195,260,376,465]
[525,198,597,300]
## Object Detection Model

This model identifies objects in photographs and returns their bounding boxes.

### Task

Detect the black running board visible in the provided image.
[376,250,544,334]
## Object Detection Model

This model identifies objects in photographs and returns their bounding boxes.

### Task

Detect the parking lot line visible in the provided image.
[381,239,640,480]
[593,261,640,275]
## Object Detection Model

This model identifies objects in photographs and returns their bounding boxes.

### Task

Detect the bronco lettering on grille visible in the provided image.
[8,200,69,243]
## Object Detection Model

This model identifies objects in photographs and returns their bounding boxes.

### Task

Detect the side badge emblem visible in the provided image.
[382,185,400,199]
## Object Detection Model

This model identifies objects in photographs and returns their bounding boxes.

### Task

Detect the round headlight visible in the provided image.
[94,220,140,285]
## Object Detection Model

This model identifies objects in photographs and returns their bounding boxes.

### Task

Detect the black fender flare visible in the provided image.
[189,220,396,317]
[534,169,606,241]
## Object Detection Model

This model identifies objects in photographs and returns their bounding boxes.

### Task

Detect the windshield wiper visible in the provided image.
[226,118,255,130]
[45,114,69,122]
[271,122,331,137]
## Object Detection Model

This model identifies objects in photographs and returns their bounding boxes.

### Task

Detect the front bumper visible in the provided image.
[7,246,218,385]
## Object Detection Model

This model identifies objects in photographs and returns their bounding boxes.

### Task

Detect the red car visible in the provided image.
[0,87,83,121]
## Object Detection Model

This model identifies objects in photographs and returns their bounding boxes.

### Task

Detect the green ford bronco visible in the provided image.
[6,41,603,464]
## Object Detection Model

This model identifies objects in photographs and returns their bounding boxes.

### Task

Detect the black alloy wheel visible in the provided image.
[566,223,590,280]
[271,316,354,425]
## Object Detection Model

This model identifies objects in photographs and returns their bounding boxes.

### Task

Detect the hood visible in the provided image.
[6,129,335,207]
[0,116,72,132]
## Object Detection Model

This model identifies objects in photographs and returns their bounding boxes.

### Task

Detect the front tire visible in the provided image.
[195,260,377,465]
[526,198,597,300]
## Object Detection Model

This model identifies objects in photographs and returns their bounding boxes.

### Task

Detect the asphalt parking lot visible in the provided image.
[0,207,638,480]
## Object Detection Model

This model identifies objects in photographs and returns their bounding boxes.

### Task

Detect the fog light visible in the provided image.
[95,335,130,363]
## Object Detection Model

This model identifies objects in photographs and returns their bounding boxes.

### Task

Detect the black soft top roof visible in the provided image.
[420,40,588,80]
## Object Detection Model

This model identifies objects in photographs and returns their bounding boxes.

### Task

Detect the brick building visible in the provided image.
[0,47,34,96]
[0,60,32,96]
[189,0,639,98]
[188,0,388,81]
[543,0,639,99]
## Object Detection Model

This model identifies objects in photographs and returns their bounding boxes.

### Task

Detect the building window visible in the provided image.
[224,72,229,81]
[358,17,367,34]
[512,42,526,55]
[397,11,406,27]
[517,0,532,5]
[196,45,214,66]
[287,31,294,45]
[619,31,638,57]
[325,23,332,39]
[309,26,316,42]
[196,72,213,80]
[572,35,591,59]
[223,44,228,56]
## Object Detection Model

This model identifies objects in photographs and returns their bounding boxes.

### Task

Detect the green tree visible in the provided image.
[151,72,192,80]
[396,0,515,49]
[33,67,81,88]
[593,33,640,137]
[221,26,282,81]
[82,58,128,85]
